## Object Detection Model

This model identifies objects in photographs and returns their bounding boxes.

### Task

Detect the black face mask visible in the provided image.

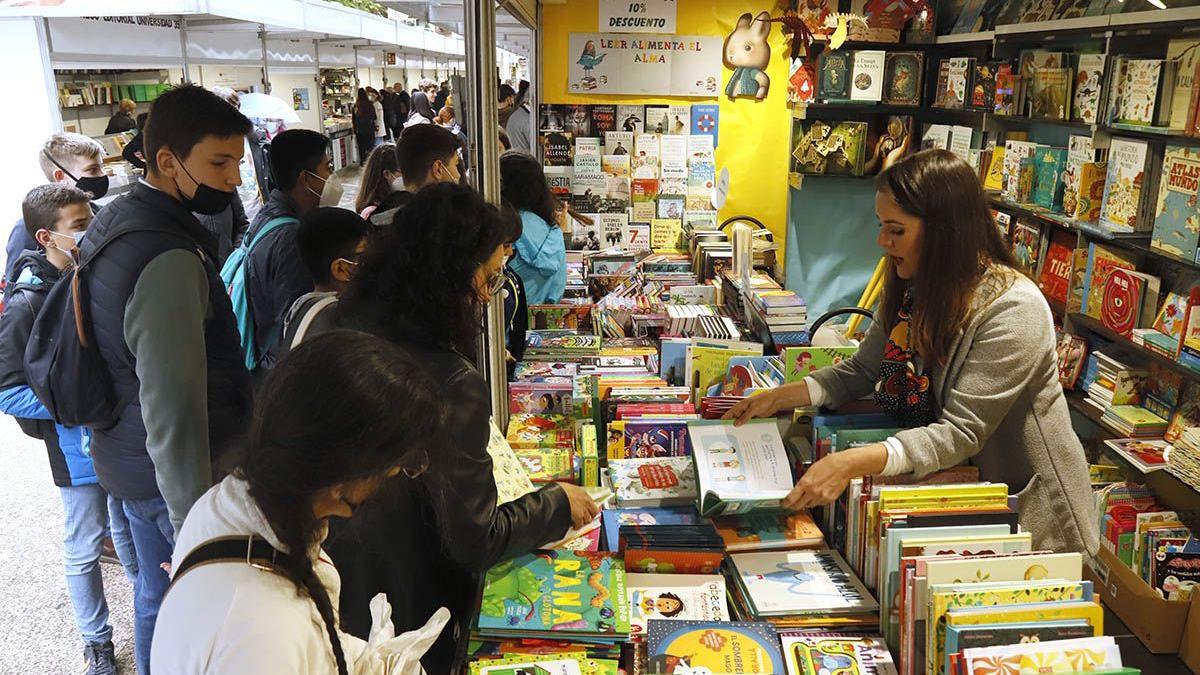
[42,151,109,200]
[174,157,235,216]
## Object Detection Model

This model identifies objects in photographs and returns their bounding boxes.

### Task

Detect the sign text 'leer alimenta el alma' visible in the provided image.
[569,32,721,97]
[599,0,677,34]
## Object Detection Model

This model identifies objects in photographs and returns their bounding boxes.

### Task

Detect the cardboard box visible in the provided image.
[1085,546,1191,653]
[1180,592,1200,674]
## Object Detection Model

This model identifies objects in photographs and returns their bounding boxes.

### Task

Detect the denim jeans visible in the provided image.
[122,496,173,675]
[107,495,139,582]
[58,483,114,645]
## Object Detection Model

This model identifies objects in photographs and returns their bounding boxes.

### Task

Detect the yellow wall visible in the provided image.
[541,0,790,267]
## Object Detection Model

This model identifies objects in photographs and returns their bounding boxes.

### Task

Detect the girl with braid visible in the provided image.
[151,332,452,673]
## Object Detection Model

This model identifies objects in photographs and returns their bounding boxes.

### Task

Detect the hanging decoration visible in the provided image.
[723,12,773,101]
[863,0,932,25]
[822,13,869,51]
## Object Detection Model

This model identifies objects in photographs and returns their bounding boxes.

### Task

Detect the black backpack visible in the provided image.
[23,225,175,429]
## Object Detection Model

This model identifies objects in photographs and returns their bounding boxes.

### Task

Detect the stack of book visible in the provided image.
[506,413,577,483]
[726,549,879,630]
[524,330,603,360]
[1167,428,1200,490]
[1102,405,1169,439]
[1095,482,1198,600]
[744,288,809,349]
[618,520,725,575]
[1083,352,1145,414]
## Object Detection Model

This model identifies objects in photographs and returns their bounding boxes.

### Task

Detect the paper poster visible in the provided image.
[568,32,722,97]
[599,0,677,33]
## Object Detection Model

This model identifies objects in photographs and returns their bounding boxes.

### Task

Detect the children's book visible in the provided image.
[601,507,701,552]
[1072,53,1105,124]
[609,456,698,507]
[687,419,795,517]
[782,345,857,383]
[488,420,537,505]
[1039,229,1075,304]
[477,551,630,641]
[1100,138,1152,233]
[958,636,1121,675]
[1032,146,1067,211]
[625,573,729,637]
[646,620,784,675]
[1075,160,1108,223]
[713,511,825,552]
[945,620,1093,660]
[730,549,879,616]
[1104,438,1171,473]
[1152,144,1200,260]
[1061,135,1094,218]
[780,632,897,675]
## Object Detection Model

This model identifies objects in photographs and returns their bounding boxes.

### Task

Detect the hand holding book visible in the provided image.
[722,379,813,426]
[782,443,888,511]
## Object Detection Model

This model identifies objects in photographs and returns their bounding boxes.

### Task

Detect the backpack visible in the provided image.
[220,216,298,371]
[23,225,180,429]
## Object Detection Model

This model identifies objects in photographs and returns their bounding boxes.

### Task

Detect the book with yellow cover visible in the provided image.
[984,146,1006,192]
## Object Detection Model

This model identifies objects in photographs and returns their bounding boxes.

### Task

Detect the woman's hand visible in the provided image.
[722,381,813,427]
[558,482,600,529]
[781,444,888,511]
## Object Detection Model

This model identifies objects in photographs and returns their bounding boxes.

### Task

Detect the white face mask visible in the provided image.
[305,170,344,207]
[390,175,405,192]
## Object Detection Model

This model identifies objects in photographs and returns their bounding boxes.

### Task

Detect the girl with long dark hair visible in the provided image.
[500,151,567,305]
[151,332,452,673]
[352,88,376,164]
[727,149,1098,557]
[355,142,401,219]
[325,183,599,674]
[403,92,435,128]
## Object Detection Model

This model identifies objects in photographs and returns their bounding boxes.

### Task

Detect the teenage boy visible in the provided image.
[242,129,334,371]
[0,185,136,675]
[5,133,108,289]
[279,207,369,350]
[80,84,253,675]
[372,124,463,221]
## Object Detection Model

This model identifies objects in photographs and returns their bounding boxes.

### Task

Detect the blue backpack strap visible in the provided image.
[244,216,298,252]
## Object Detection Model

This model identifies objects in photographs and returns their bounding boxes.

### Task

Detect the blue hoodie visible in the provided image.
[508,210,566,306]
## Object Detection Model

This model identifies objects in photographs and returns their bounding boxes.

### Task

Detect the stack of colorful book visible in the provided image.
[525,330,603,360]
[1083,352,1145,415]
[1167,428,1200,490]
[1102,405,1169,438]
[1095,482,1199,600]
[506,413,578,483]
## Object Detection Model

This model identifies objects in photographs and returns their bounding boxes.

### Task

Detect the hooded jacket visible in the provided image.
[244,189,314,371]
[0,250,94,487]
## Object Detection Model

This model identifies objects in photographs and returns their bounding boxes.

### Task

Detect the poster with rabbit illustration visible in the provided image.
[568,32,721,97]
[722,11,772,101]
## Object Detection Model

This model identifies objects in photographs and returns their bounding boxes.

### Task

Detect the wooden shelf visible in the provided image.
[1067,312,1200,384]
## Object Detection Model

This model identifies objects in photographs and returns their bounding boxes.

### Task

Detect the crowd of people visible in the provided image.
[3,81,580,675]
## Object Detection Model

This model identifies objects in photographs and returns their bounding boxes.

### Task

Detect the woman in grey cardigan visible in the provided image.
[727,149,1099,557]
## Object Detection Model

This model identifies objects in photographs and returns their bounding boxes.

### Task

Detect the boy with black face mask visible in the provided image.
[4,133,108,296]
[78,84,253,675]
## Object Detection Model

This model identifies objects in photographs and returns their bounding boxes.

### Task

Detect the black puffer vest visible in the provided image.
[80,182,251,500]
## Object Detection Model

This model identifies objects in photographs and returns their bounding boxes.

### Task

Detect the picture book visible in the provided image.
[646,620,783,675]
[1166,381,1200,443]
[792,120,868,176]
[619,421,691,460]
[945,620,1094,660]
[1030,66,1072,120]
[1119,59,1168,126]
[1144,362,1183,419]
[730,549,878,616]
[1104,438,1170,473]
[685,338,763,405]
[477,551,630,640]
[625,573,729,636]
[945,57,970,109]
[850,50,886,103]
[819,50,852,103]
[1010,218,1042,279]
[616,105,644,134]
[1169,39,1200,132]
[958,636,1121,675]
[1039,229,1075,304]
[1056,332,1089,389]
[1099,268,1159,337]
[1061,135,1094,217]
[609,457,697,507]
[1101,138,1151,233]
[1075,160,1108,222]
[780,633,897,675]
[1032,146,1067,211]
[1083,243,1138,319]
[944,599,1103,634]
[510,380,573,416]
[1073,53,1105,124]
[470,658,585,675]
[1152,145,1200,260]
[512,446,575,483]
[994,63,1016,115]
[782,345,856,383]
[713,511,824,552]
[984,147,1005,191]
[883,52,923,106]
[601,507,701,552]
[488,420,537,505]
[687,419,795,517]
[970,61,997,112]
[1016,156,1036,204]
[1002,140,1038,201]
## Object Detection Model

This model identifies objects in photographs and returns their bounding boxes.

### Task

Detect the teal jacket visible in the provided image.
[508,210,566,305]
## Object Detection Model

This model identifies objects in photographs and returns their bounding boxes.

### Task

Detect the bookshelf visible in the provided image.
[1067,312,1200,384]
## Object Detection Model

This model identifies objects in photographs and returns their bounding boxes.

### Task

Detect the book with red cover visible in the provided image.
[1100,268,1160,337]
[1038,229,1075,304]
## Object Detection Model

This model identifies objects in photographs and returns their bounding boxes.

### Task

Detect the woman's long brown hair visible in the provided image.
[875,149,1019,366]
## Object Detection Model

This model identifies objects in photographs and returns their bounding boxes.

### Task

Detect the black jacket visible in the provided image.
[0,251,60,442]
[324,337,572,675]
[502,264,527,378]
[244,189,313,370]
[104,111,137,135]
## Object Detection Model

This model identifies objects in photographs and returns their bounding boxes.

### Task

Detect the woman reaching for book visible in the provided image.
[725,149,1099,558]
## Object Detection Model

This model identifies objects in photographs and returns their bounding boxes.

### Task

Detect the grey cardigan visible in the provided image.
[808,267,1100,557]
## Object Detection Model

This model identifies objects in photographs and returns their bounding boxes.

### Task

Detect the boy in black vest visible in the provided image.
[0,185,135,675]
[79,85,253,675]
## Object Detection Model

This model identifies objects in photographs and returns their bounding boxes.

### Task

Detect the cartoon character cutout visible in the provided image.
[723,12,772,101]
[576,40,606,90]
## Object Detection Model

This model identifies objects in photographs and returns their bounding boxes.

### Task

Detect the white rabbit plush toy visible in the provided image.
[723,11,772,101]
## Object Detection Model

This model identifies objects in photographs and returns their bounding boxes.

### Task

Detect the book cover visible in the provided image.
[970,61,997,112]
[1061,135,1094,217]
[782,346,856,383]
[626,573,729,637]
[1099,268,1152,337]
[621,421,691,459]
[477,551,630,639]
[488,420,537,505]
[564,105,592,137]
[883,52,924,106]
[958,636,1120,675]
[1119,59,1164,126]
[1017,155,1037,204]
[933,59,952,108]
[539,104,565,131]
[945,57,970,109]
[1152,144,1200,259]
[1056,332,1089,389]
[984,147,1006,191]
[1100,138,1151,233]
[690,104,719,147]
[541,131,574,167]
[512,446,576,483]
[646,620,784,675]
[471,658,585,675]
[713,511,824,552]
[590,105,616,136]
[632,134,660,180]
[1104,438,1170,473]
[609,456,697,507]
[664,105,690,136]
[601,507,701,552]
[780,633,897,675]
[644,105,670,134]
[1032,146,1067,211]
[819,51,852,102]
[1168,39,1200,132]
[1075,160,1108,223]
[994,63,1016,115]
[945,621,1093,658]
[731,549,879,616]
[1010,218,1042,279]
[603,131,633,156]
[616,105,644,134]
[1030,67,1071,120]
[850,50,886,103]
[624,222,650,254]
[687,419,794,517]
[650,219,683,252]
[1002,140,1038,201]
[1073,53,1105,124]
[1039,229,1075,304]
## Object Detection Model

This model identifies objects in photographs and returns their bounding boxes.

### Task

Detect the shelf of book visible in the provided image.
[1068,312,1200,384]
[1119,238,1200,274]
[1100,124,1200,148]
[933,30,995,45]
[993,115,1097,131]
[1108,5,1200,27]
[995,14,1112,35]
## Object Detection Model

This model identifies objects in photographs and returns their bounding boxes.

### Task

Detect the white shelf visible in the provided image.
[1109,5,1200,27]
[934,30,995,44]
[994,14,1110,35]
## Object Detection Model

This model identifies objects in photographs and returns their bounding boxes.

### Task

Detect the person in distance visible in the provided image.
[325,183,599,674]
[500,151,567,305]
[725,148,1098,557]
[355,142,402,220]
[280,207,369,351]
[370,124,463,221]
[151,331,452,673]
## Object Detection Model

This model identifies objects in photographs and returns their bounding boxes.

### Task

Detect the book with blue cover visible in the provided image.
[601,507,701,552]
[1152,145,1200,260]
